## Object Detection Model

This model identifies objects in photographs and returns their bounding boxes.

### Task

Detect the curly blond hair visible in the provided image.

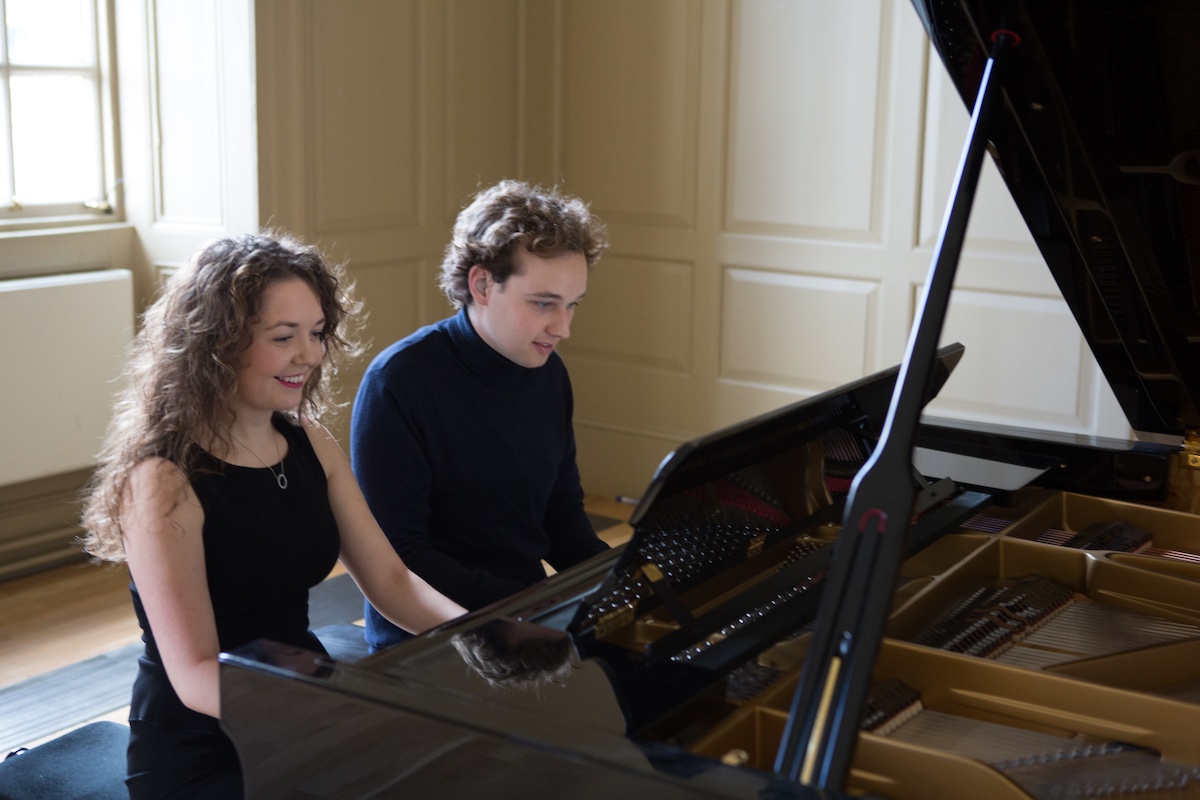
[439,180,608,309]
[79,231,363,562]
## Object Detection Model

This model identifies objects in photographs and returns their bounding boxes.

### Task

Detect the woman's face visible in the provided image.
[231,278,326,417]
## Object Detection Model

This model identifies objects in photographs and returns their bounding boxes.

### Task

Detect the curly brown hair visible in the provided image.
[438,180,608,309]
[79,231,363,562]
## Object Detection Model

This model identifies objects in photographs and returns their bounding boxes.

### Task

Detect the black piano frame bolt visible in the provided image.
[773,29,1021,791]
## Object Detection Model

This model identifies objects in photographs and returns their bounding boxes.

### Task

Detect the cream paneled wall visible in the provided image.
[565,0,927,494]
[0,0,1139,578]
[548,0,725,493]
[560,0,1128,497]
[256,0,523,443]
[727,2,887,237]
[251,0,1131,500]
[560,2,703,228]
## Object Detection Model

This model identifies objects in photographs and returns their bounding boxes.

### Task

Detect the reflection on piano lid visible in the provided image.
[220,2,1200,798]
[912,445,1051,494]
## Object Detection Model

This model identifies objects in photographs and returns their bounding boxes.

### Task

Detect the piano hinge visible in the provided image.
[1183,430,1200,470]
[747,533,766,558]
[594,602,636,637]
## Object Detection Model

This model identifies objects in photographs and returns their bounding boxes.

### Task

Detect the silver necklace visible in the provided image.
[229,429,288,490]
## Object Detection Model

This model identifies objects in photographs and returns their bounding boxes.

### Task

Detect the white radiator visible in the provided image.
[0,269,134,487]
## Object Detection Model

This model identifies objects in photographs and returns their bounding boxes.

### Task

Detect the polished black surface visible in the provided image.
[221,600,857,799]
[914,0,1200,436]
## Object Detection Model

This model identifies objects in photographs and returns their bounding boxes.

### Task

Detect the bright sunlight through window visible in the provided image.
[1,0,112,225]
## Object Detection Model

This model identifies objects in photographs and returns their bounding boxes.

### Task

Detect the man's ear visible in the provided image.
[467,265,492,306]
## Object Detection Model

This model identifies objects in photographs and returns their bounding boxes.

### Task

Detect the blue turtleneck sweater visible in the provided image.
[351,309,609,650]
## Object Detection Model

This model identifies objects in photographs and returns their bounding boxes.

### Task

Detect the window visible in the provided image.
[1,0,116,227]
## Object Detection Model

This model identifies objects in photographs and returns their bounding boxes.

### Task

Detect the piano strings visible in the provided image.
[910,575,1200,667]
[858,679,1200,800]
[910,576,1073,659]
[963,513,1200,565]
[1037,521,1152,552]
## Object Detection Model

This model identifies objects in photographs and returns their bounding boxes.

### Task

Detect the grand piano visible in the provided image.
[221,1,1200,797]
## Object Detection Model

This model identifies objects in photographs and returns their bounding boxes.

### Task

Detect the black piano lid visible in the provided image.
[912,0,1200,437]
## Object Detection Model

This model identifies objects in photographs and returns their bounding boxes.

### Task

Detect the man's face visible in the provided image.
[467,248,588,368]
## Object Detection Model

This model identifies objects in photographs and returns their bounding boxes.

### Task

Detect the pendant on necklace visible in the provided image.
[276,473,288,490]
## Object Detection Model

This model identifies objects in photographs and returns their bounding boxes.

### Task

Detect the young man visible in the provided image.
[351,180,612,651]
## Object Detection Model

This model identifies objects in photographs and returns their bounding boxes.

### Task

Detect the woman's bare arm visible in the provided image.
[121,457,223,718]
[305,421,467,632]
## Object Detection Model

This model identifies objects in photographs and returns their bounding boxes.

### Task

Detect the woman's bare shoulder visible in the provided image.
[123,457,195,518]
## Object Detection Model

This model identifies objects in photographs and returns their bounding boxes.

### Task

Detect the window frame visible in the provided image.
[0,0,121,232]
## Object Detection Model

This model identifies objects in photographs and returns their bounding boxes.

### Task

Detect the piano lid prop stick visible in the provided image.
[773,29,1020,790]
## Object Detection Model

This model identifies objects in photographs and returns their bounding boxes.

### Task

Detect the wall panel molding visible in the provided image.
[327,256,427,443]
[239,0,1138,498]
[310,1,423,233]
[348,257,425,363]
[725,0,891,240]
[444,0,521,219]
[930,287,1102,431]
[255,1,312,234]
[565,256,695,374]
[720,267,878,391]
[558,0,702,228]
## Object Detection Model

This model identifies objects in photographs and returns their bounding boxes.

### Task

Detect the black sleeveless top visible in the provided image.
[128,414,341,732]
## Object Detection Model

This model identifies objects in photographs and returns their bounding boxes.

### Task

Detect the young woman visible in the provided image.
[80,232,466,799]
